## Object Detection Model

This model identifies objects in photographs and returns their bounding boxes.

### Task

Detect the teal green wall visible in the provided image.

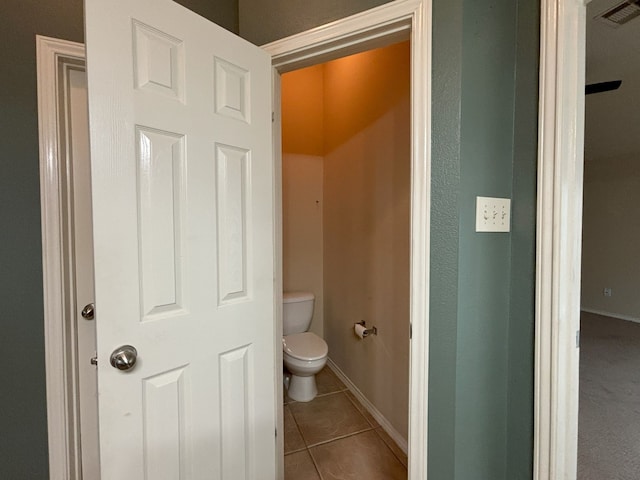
[432,1,539,478]
[0,1,236,477]
[428,0,464,476]
[1,3,85,477]
[456,1,517,477]
[239,1,539,479]
[506,1,539,478]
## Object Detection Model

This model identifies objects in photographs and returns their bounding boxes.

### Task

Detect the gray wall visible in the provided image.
[238,0,539,478]
[581,155,640,321]
[239,0,390,46]
[581,3,640,322]
[0,1,236,477]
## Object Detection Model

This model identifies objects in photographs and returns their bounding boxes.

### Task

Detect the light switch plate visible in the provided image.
[476,196,511,232]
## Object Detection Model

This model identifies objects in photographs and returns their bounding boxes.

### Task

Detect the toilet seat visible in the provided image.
[282,332,328,361]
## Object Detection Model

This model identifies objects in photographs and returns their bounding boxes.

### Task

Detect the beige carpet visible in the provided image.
[578,311,640,479]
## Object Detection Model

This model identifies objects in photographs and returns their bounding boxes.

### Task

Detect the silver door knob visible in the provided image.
[110,345,138,371]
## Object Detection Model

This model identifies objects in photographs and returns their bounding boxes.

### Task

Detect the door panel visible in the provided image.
[84,0,276,478]
[216,143,251,303]
[135,126,186,319]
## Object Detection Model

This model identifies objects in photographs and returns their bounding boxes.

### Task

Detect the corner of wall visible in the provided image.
[504,0,539,478]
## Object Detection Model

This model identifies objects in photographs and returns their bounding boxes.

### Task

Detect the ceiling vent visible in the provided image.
[597,0,640,27]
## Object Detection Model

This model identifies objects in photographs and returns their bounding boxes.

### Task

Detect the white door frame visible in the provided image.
[39,1,431,478]
[535,0,588,478]
[37,35,88,480]
[263,1,431,478]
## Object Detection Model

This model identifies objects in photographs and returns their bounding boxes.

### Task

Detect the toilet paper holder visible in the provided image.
[356,320,377,337]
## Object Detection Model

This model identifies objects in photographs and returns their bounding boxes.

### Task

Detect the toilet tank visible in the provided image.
[283,291,315,336]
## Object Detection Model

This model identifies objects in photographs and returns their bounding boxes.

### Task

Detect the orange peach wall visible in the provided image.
[323,41,410,154]
[281,42,410,157]
[281,64,324,156]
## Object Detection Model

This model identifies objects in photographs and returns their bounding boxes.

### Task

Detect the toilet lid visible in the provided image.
[282,332,328,361]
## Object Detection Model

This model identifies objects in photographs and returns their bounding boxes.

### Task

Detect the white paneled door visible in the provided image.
[84,0,276,478]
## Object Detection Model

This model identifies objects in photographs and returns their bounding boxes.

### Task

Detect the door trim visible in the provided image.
[36,35,86,480]
[263,1,432,477]
[534,0,587,478]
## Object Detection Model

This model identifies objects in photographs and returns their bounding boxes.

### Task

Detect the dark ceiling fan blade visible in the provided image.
[585,80,622,95]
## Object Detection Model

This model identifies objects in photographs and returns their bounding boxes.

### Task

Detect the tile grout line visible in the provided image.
[289,390,374,448]
[342,389,378,429]
[305,426,375,449]
[285,369,386,478]
[315,387,348,399]
[285,386,347,407]
[341,388,408,468]
[287,403,310,453]
[306,446,325,480]
[372,427,408,468]
[285,402,324,479]
[283,446,306,456]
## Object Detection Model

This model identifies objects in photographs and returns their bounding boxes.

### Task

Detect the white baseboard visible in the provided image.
[326,358,408,454]
[581,307,640,324]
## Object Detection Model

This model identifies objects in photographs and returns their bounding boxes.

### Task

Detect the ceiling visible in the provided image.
[585,0,640,162]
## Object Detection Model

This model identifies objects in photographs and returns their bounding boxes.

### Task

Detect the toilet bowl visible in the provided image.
[282,331,328,402]
[282,292,328,402]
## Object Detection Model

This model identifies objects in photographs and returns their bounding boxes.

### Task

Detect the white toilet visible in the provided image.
[282,291,328,402]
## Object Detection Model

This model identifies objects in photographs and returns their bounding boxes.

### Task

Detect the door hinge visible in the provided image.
[410,323,412,340]
[272,112,275,123]
[576,329,580,348]
[275,427,278,438]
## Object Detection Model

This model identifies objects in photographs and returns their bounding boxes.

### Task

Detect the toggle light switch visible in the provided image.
[476,196,511,232]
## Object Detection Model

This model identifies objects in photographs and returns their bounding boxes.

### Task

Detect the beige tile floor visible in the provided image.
[284,367,407,479]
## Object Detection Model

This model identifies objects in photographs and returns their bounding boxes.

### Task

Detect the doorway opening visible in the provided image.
[577,1,640,477]
[280,41,410,477]
[265,4,431,477]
